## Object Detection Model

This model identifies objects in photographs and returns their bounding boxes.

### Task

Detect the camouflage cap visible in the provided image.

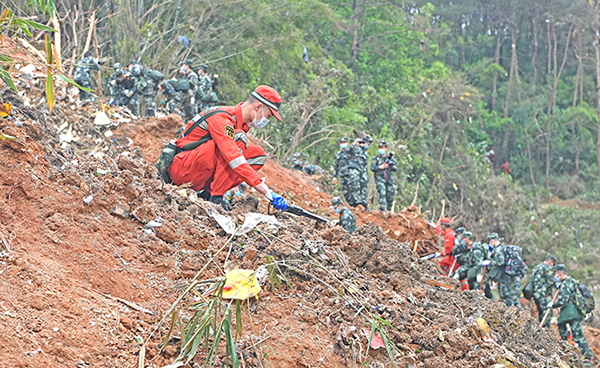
[199,64,209,72]
[331,197,342,206]
[544,254,557,264]
[114,62,122,70]
[293,153,301,158]
[378,140,388,147]
[182,59,193,67]
[487,232,499,240]
[455,227,466,235]
[364,135,374,143]
[554,264,566,272]
[128,59,137,66]
[463,231,473,239]
[340,137,349,143]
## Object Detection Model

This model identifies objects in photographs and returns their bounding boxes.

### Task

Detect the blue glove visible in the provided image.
[266,191,288,211]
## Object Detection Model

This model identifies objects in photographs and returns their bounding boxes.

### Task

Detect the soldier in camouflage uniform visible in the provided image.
[196,64,213,113]
[119,65,140,115]
[292,153,304,171]
[331,197,357,234]
[108,63,125,106]
[133,67,162,117]
[469,236,494,299]
[487,233,522,307]
[532,254,557,327]
[333,137,353,204]
[553,265,597,362]
[370,141,398,212]
[292,153,323,175]
[451,231,474,279]
[348,136,371,209]
[158,80,183,118]
[74,51,100,101]
[179,59,198,121]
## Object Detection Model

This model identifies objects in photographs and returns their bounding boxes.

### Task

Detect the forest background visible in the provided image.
[5,0,600,290]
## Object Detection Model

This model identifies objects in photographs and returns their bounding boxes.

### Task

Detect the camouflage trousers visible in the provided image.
[534,296,552,328]
[498,273,522,308]
[360,171,369,209]
[75,78,94,101]
[142,94,156,117]
[558,319,596,359]
[181,90,194,121]
[468,278,493,299]
[342,169,363,208]
[375,176,395,211]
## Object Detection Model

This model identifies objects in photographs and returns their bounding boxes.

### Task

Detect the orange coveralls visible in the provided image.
[168,104,266,195]
[437,227,457,276]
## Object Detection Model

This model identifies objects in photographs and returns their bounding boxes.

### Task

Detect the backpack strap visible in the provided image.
[179,109,231,152]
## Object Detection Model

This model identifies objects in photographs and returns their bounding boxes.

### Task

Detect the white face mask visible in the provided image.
[250,106,269,129]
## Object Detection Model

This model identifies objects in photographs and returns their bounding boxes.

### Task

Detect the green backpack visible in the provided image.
[574,281,596,316]
[155,109,230,183]
[145,68,165,82]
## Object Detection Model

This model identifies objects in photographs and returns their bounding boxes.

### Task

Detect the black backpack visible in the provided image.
[155,109,230,183]
[504,245,527,276]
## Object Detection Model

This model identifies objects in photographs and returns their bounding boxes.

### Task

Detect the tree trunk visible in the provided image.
[595,5,600,183]
[545,20,553,187]
[350,0,360,64]
[531,8,539,88]
[492,23,503,111]
[524,126,536,187]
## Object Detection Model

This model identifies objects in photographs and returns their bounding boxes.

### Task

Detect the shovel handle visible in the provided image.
[479,265,487,291]
[539,284,561,328]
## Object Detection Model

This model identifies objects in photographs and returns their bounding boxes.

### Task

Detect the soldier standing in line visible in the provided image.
[196,64,213,113]
[531,254,557,327]
[552,265,597,364]
[179,59,198,121]
[487,234,526,308]
[136,66,164,117]
[349,136,371,210]
[330,197,357,234]
[74,51,100,101]
[333,137,352,205]
[370,141,398,212]
[108,63,125,106]
[158,80,183,117]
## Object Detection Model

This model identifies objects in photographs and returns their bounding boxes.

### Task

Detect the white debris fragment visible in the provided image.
[94,111,111,126]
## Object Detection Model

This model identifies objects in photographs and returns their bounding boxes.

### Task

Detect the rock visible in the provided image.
[111,202,130,218]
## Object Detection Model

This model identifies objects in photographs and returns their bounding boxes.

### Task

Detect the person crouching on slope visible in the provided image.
[169,85,288,211]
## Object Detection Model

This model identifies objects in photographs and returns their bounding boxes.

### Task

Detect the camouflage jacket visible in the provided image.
[108,70,125,97]
[490,244,506,267]
[370,154,398,183]
[531,262,556,300]
[333,149,350,177]
[303,164,323,175]
[160,80,181,102]
[196,74,212,100]
[347,144,368,173]
[554,276,583,322]
[183,70,199,92]
[339,207,357,234]
[74,56,99,82]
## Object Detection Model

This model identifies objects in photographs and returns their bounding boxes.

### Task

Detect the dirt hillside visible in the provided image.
[0,68,596,368]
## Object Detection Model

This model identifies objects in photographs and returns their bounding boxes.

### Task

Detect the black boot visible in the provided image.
[210,195,231,211]
[197,190,211,201]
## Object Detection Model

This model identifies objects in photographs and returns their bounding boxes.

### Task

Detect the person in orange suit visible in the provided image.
[169,85,288,211]
[436,217,456,276]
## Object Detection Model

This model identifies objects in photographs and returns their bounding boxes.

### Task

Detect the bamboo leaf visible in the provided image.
[0,67,16,92]
[235,299,243,340]
[223,315,241,368]
[46,70,54,113]
[55,73,94,92]
[52,44,61,71]
[0,53,12,62]
[45,34,52,65]
[0,9,11,24]
[15,18,56,32]
[161,310,178,352]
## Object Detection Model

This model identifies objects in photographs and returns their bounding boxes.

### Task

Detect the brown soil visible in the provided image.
[0,65,595,368]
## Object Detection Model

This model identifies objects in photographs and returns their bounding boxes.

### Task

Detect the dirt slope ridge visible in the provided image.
[0,100,589,367]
